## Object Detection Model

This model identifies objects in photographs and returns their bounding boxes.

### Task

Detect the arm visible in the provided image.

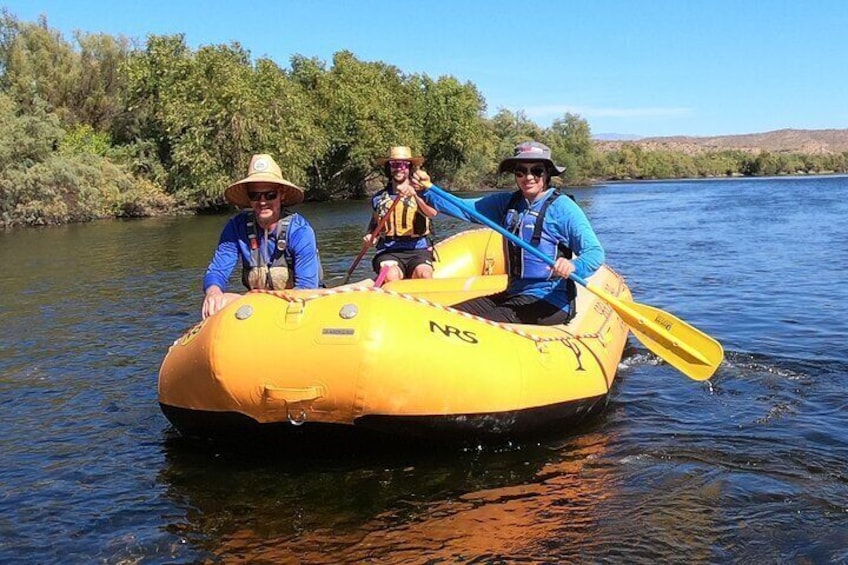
[202,217,243,318]
[413,192,438,218]
[363,209,381,246]
[366,210,378,234]
[423,187,511,226]
[202,218,240,293]
[363,192,383,246]
[548,197,605,279]
[288,215,322,289]
[405,169,508,224]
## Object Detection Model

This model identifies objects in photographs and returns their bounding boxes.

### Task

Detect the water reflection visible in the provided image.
[159,427,616,563]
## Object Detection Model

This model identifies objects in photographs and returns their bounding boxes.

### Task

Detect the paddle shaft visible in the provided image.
[425,185,566,270]
[342,194,402,284]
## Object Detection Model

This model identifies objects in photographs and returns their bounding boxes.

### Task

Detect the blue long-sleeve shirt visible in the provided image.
[422,186,605,308]
[202,212,322,292]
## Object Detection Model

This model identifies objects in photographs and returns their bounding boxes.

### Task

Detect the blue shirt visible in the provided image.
[422,186,605,309]
[202,211,322,292]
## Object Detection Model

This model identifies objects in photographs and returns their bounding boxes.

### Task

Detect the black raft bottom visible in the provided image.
[160,394,609,449]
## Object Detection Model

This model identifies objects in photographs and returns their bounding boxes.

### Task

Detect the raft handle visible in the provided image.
[263,384,324,426]
[288,408,308,426]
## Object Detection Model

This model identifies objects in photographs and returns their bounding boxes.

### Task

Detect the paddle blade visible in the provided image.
[599,290,724,381]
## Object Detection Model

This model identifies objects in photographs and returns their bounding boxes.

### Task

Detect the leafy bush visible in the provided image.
[0,153,174,228]
[59,124,112,157]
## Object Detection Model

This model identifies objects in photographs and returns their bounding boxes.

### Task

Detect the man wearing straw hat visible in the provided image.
[201,154,323,319]
[361,146,438,282]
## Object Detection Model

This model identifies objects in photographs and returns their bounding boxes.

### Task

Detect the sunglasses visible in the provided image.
[514,165,547,178]
[247,190,279,202]
[388,160,411,170]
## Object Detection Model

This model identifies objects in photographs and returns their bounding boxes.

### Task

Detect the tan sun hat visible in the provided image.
[375,146,425,167]
[224,154,304,208]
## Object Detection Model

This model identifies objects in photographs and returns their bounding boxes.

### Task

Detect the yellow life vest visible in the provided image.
[377,192,431,238]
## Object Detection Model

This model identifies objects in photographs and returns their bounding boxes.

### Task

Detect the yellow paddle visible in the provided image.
[424,184,724,381]
[576,282,724,381]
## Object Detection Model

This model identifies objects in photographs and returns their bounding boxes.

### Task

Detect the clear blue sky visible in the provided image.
[3,0,847,137]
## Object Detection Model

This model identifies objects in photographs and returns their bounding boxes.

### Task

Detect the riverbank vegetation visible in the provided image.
[2,11,847,228]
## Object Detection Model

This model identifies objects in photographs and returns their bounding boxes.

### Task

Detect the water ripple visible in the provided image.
[2,177,848,562]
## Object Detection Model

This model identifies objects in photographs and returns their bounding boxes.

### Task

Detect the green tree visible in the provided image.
[0,12,129,131]
[489,109,543,186]
[249,57,323,188]
[122,37,318,206]
[416,75,489,184]
[157,41,260,204]
[72,31,130,131]
[119,34,192,171]
[299,50,421,198]
[0,12,79,121]
[545,113,595,185]
[0,92,172,228]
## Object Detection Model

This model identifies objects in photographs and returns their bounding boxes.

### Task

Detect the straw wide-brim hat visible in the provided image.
[224,154,304,208]
[375,146,425,167]
[497,141,566,176]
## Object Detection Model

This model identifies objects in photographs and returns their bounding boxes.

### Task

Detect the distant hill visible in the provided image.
[594,128,848,155]
[592,133,643,141]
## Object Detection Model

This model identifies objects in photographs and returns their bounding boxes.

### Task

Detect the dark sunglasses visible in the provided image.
[514,165,547,178]
[388,160,411,170]
[247,190,279,202]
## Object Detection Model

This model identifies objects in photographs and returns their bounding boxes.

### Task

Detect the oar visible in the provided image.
[342,195,402,284]
[424,183,724,381]
[373,264,391,288]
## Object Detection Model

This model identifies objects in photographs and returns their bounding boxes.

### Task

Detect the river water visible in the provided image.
[1,176,847,563]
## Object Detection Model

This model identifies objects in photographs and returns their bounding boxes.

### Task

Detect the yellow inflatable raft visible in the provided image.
[158,229,632,442]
